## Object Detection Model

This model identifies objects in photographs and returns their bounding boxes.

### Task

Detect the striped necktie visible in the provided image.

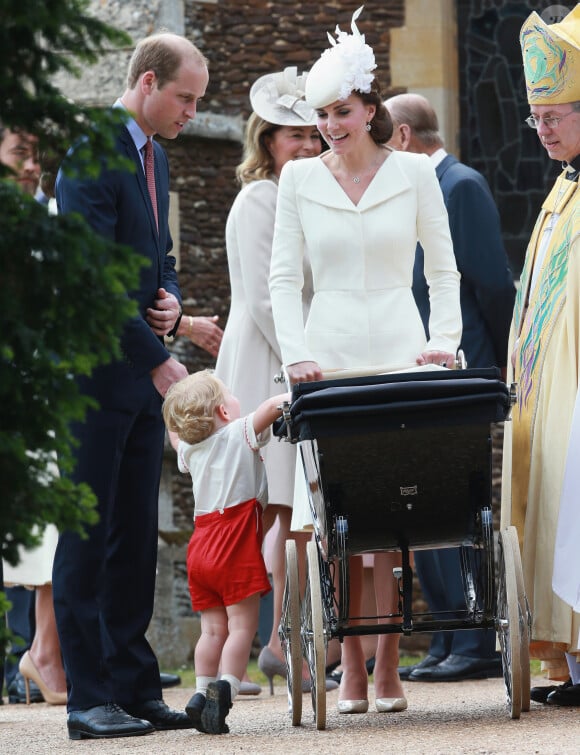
[144,137,159,230]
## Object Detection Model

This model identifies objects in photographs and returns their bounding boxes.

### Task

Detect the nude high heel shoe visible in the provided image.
[337,698,369,714]
[375,696,408,712]
[18,651,67,705]
[257,647,287,695]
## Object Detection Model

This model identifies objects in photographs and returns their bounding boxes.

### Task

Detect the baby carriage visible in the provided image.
[276,366,530,729]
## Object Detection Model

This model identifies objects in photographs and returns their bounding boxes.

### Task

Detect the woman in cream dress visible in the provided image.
[269,9,461,715]
[214,67,322,691]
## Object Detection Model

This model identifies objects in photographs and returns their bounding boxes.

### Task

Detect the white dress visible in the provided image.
[3,524,58,587]
[269,150,462,529]
[215,178,311,506]
[3,452,59,587]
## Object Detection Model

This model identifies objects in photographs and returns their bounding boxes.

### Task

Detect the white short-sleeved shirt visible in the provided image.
[178,413,270,518]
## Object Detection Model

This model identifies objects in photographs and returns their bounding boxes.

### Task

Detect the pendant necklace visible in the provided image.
[353,176,360,184]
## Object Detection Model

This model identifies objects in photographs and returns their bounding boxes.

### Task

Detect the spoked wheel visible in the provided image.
[279,539,303,726]
[505,526,531,712]
[302,540,327,730]
[496,528,522,719]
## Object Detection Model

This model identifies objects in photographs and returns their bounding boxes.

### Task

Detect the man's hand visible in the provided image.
[151,357,188,398]
[146,288,181,336]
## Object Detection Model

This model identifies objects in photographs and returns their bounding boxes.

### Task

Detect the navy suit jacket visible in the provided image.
[56,125,180,378]
[413,154,515,368]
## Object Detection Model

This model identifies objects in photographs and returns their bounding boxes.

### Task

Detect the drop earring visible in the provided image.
[365,123,372,131]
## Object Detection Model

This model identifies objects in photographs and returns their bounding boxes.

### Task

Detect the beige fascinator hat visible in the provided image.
[520,5,580,104]
[305,5,377,110]
[249,66,317,126]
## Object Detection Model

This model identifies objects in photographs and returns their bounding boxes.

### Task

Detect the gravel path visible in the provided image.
[1,676,578,754]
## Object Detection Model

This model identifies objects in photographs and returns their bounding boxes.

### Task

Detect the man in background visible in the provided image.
[503,7,580,706]
[385,93,516,682]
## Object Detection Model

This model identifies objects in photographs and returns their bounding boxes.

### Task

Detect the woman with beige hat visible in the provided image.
[214,66,325,694]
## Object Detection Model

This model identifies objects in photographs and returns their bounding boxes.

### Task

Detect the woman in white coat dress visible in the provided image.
[269,8,461,715]
[214,67,322,692]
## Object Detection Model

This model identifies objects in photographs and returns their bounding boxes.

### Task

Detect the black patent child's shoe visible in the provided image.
[67,702,154,740]
[185,692,208,732]
[546,681,580,707]
[200,681,232,735]
[124,699,195,730]
[531,678,571,704]
[7,672,44,704]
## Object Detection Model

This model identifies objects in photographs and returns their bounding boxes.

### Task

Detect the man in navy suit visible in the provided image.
[53,33,208,739]
[386,93,516,682]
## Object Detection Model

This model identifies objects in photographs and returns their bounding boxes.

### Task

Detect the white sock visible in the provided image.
[195,675,216,697]
[565,653,580,684]
[220,673,241,701]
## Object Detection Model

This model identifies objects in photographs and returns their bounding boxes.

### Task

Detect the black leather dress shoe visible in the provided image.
[546,681,580,706]
[7,672,44,704]
[531,678,571,703]
[67,703,154,740]
[160,672,181,689]
[124,699,195,730]
[409,653,502,682]
[398,654,444,681]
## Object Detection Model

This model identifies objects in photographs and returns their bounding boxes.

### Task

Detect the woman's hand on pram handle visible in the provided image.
[286,360,324,385]
[416,349,458,369]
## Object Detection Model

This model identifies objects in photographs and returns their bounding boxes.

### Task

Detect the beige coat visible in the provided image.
[215,179,311,506]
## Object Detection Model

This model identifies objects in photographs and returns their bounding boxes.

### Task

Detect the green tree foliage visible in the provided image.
[0,0,133,177]
[0,0,148,632]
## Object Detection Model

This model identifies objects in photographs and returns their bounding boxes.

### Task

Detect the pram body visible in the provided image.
[277,368,529,728]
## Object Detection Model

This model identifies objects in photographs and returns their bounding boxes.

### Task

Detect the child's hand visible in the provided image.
[253,393,292,436]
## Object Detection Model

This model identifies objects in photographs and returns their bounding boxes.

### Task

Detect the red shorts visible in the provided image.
[186,498,272,611]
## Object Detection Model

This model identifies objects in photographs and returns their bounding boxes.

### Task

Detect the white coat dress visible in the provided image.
[269,149,462,528]
[270,149,461,371]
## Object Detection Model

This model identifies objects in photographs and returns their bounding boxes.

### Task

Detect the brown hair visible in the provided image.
[127,32,207,90]
[356,80,393,144]
[162,369,225,445]
[236,113,281,185]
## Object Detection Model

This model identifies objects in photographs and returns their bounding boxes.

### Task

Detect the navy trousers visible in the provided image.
[414,547,497,659]
[52,367,165,711]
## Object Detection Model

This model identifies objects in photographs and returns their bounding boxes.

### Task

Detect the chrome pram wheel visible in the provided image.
[303,540,327,730]
[505,526,531,712]
[496,527,523,719]
[280,539,302,725]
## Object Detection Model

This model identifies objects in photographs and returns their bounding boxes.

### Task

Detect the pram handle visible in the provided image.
[274,349,467,387]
